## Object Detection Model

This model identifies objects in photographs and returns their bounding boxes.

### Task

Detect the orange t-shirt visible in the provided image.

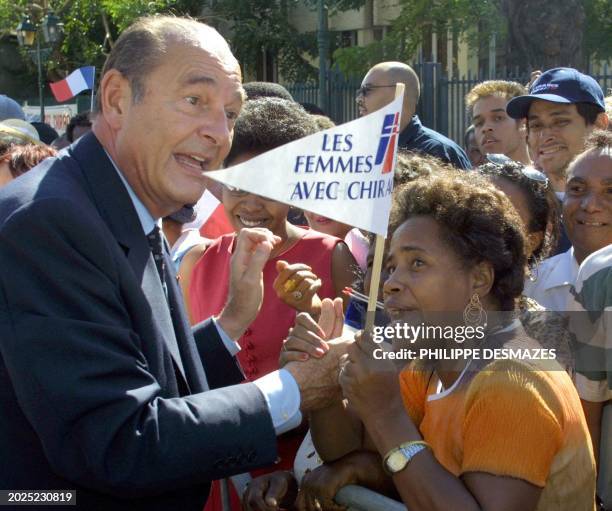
[400,358,596,510]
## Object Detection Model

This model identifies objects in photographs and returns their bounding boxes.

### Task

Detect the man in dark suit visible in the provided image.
[0,16,344,510]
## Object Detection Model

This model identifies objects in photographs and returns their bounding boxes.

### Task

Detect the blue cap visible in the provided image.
[506,67,605,119]
[0,95,25,121]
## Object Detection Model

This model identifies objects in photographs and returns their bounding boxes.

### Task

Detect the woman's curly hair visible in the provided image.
[389,170,527,310]
[478,161,560,263]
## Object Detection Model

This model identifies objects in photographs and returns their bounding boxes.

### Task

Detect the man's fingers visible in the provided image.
[238,227,281,250]
[245,242,274,276]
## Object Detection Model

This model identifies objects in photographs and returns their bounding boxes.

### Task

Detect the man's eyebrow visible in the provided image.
[182,75,245,103]
[183,75,216,87]
[474,108,505,120]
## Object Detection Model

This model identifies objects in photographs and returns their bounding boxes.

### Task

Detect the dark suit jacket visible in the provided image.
[0,133,277,510]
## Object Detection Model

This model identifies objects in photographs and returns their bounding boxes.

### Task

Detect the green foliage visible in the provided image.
[333,0,502,77]
[584,0,612,61]
[207,0,318,82]
[208,0,366,83]
[0,0,202,82]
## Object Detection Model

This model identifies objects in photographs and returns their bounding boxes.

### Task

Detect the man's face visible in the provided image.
[114,40,243,218]
[473,95,524,157]
[563,151,612,262]
[527,100,592,178]
[356,68,396,117]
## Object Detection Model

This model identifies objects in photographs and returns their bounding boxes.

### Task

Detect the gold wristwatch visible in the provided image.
[383,440,430,475]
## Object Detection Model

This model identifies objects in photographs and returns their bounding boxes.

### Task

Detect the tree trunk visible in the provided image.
[502,0,585,72]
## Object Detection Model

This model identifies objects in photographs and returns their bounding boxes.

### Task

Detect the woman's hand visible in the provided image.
[274,260,323,316]
[338,330,405,422]
[280,298,344,367]
[295,450,387,511]
[242,471,298,511]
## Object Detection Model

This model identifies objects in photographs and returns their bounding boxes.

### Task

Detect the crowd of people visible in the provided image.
[0,14,610,511]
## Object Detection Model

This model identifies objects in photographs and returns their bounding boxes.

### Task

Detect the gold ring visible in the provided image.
[293,290,303,301]
[283,279,298,293]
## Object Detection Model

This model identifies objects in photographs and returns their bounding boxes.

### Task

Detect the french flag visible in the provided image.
[50,66,95,102]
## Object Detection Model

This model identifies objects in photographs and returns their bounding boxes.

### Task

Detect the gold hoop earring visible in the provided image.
[463,293,488,329]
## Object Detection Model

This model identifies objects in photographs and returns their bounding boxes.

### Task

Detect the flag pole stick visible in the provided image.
[364,83,404,333]
[90,69,95,112]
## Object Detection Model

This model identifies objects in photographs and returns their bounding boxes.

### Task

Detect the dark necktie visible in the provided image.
[147,225,167,297]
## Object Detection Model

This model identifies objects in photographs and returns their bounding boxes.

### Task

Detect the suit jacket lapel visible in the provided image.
[69,133,190,389]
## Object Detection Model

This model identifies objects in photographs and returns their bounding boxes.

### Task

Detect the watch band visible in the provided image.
[383,440,430,475]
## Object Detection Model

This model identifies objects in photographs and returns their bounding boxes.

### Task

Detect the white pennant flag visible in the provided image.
[206,93,403,236]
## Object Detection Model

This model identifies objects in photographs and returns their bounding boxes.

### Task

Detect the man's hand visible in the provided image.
[242,471,297,511]
[217,228,281,340]
[284,298,354,412]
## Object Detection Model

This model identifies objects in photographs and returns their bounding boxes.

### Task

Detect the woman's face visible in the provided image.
[383,216,476,325]
[304,211,352,239]
[490,176,542,258]
[222,151,291,238]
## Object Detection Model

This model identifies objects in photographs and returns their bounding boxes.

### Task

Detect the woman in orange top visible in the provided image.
[297,170,596,511]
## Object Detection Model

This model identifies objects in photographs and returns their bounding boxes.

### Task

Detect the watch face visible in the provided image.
[386,450,408,473]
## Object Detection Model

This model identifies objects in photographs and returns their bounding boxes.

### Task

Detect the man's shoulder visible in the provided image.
[402,121,471,169]
[538,249,574,276]
[4,155,97,225]
[575,245,612,312]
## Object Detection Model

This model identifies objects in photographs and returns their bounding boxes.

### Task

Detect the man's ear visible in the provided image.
[471,261,495,299]
[98,69,131,130]
[595,112,609,130]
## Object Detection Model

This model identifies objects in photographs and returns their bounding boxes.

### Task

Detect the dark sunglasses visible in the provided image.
[355,84,396,97]
[485,153,549,187]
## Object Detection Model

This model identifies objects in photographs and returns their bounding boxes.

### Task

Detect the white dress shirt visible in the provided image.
[523,248,578,311]
[110,155,302,435]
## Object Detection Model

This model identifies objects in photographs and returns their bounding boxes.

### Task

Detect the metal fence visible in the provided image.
[335,485,407,511]
[285,62,612,146]
[286,69,360,124]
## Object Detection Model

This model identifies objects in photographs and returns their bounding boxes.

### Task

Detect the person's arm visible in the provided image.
[331,241,358,310]
[178,242,208,324]
[581,398,606,469]
[0,200,278,496]
[357,397,542,511]
[339,337,554,511]
[296,450,394,511]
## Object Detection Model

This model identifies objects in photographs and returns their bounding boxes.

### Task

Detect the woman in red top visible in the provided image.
[179,98,356,511]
